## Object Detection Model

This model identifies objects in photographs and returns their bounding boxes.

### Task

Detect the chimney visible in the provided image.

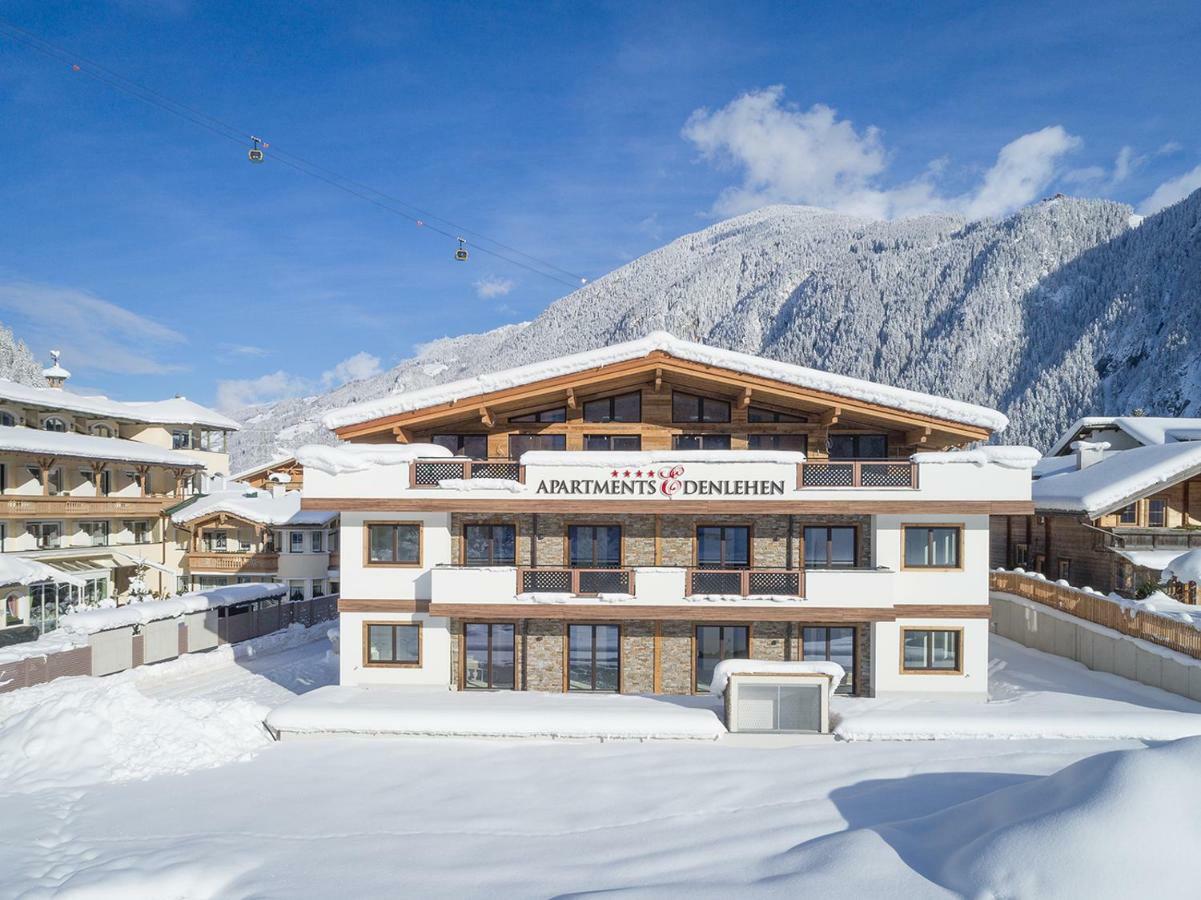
[1070,440,1110,470]
[42,350,71,390]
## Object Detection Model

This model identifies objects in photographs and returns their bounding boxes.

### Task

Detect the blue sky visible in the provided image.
[0,0,1198,411]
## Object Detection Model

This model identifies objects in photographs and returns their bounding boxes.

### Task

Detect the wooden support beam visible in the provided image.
[738,386,752,409]
[565,387,576,409]
[907,426,931,446]
[654,368,663,393]
[819,406,841,426]
[391,425,410,443]
[479,406,494,427]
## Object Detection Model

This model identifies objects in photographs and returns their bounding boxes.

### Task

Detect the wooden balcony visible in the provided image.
[797,460,918,489]
[328,551,340,568]
[0,495,176,519]
[517,566,634,596]
[411,459,523,487]
[185,551,280,574]
[687,568,804,596]
[1108,529,1201,551]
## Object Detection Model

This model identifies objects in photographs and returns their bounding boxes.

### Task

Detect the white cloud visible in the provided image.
[216,371,310,412]
[682,86,1082,222]
[220,342,270,357]
[321,351,383,388]
[1112,146,1137,184]
[473,276,515,299]
[1138,164,1201,215]
[0,282,186,375]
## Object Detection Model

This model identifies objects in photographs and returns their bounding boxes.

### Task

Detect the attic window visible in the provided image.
[510,407,566,424]
[583,392,641,423]
[747,406,805,423]
[672,392,730,423]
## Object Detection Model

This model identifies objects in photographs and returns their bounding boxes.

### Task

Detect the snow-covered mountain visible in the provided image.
[229,191,1201,470]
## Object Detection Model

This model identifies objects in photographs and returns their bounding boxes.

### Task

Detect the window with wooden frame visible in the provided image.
[364,622,422,667]
[431,434,488,459]
[508,433,566,457]
[1057,558,1071,581]
[289,531,305,553]
[803,525,857,568]
[902,525,962,569]
[464,523,517,565]
[746,433,808,452]
[671,391,730,423]
[584,434,642,451]
[0,410,15,427]
[1117,504,1138,525]
[801,626,856,694]
[1148,497,1168,528]
[567,624,620,691]
[673,433,732,451]
[901,628,962,673]
[510,406,566,423]
[747,405,806,423]
[366,522,422,566]
[464,623,515,689]
[828,433,888,459]
[696,525,751,569]
[582,391,641,423]
[567,524,622,568]
[1012,543,1029,568]
[694,625,749,692]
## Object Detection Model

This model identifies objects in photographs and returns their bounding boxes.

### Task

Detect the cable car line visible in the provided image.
[0,16,590,289]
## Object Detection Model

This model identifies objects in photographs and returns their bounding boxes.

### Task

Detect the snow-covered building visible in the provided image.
[992,416,1201,595]
[231,455,306,493]
[300,333,1035,700]
[0,355,239,632]
[170,482,338,601]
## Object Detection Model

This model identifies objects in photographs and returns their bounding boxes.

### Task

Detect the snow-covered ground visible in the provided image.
[0,631,1197,897]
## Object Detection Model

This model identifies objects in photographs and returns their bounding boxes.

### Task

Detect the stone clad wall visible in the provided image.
[750,621,788,660]
[659,622,694,693]
[524,619,564,691]
[620,621,655,693]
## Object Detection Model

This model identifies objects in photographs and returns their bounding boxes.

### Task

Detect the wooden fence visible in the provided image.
[990,571,1201,661]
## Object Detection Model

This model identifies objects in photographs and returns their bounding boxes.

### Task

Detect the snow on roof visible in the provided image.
[58,583,287,635]
[0,378,239,430]
[0,424,205,468]
[1163,550,1201,585]
[42,363,71,379]
[1110,549,1189,572]
[171,483,334,527]
[321,332,1009,433]
[1046,416,1201,456]
[1033,441,1201,517]
[230,454,298,482]
[708,659,846,696]
[0,555,80,588]
[911,446,1041,469]
[295,442,451,475]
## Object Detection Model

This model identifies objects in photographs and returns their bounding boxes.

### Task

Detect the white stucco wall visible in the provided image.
[338,611,452,687]
[871,617,990,698]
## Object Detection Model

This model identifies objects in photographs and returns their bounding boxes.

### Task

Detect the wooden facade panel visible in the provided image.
[425,602,973,622]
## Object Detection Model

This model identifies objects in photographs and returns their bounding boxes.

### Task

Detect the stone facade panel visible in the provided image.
[620,621,655,693]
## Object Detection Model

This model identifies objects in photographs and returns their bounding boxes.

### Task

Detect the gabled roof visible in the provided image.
[1033,441,1201,518]
[230,454,299,482]
[322,332,1008,435]
[0,424,204,468]
[171,483,334,527]
[0,379,240,431]
[1046,416,1201,456]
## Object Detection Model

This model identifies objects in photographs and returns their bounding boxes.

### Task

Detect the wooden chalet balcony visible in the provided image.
[1108,529,1201,551]
[0,495,176,519]
[411,459,523,487]
[518,566,634,595]
[687,568,803,596]
[185,551,280,574]
[797,460,918,489]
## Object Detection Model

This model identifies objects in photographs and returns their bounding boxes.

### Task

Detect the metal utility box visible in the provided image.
[724,672,832,734]
[142,618,181,664]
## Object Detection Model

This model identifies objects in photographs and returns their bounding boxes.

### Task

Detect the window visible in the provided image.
[510,406,566,423]
[126,520,151,544]
[0,463,5,494]
[126,471,144,493]
[508,434,566,457]
[583,392,641,423]
[568,624,620,691]
[695,625,749,692]
[903,526,961,568]
[329,530,339,553]
[0,411,15,426]
[747,406,805,423]
[568,524,622,568]
[27,466,63,496]
[238,531,252,552]
[311,531,324,553]
[1012,543,1029,568]
[1149,498,1168,528]
[802,627,856,694]
[207,531,228,552]
[289,531,304,553]
[696,525,750,568]
[311,579,325,598]
[329,579,340,595]
[804,526,856,568]
[200,430,226,452]
[27,521,62,549]
[465,623,516,689]
[1057,558,1072,581]
[172,430,192,449]
[902,629,961,672]
[90,424,113,437]
[42,417,67,433]
[583,434,642,451]
[828,433,888,459]
[673,433,731,451]
[464,524,516,565]
[431,434,488,459]
[365,622,421,666]
[80,521,109,547]
[366,523,422,565]
[747,433,808,452]
[80,468,111,496]
[672,392,730,423]
[1117,504,1137,525]
[288,579,306,602]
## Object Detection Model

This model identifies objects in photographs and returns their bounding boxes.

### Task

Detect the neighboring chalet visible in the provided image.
[299,333,1035,701]
[171,482,338,601]
[991,416,1201,596]
[231,455,305,493]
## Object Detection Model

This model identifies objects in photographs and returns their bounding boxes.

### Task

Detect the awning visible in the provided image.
[111,551,178,575]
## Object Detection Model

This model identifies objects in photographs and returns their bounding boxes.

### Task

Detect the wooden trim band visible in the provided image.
[894,604,991,619]
[423,602,985,623]
[304,498,1034,515]
[339,598,431,613]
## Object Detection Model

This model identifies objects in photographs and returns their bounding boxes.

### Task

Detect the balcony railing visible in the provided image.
[687,568,803,596]
[1108,529,1201,551]
[411,459,524,487]
[185,551,280,573]
[517,566,634,596]
[797,460,917,489]
[1,495,177,518]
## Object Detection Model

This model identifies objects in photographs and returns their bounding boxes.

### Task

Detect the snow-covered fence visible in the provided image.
[990,571,1201,661]
[0,585,339,694]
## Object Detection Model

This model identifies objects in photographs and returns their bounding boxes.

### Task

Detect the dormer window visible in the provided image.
[583,392,641,423]
[42,417,67,433]
[510,407,566,424]
[91,424,113,438]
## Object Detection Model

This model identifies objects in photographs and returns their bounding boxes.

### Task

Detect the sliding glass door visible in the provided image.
[568,624,620,691]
